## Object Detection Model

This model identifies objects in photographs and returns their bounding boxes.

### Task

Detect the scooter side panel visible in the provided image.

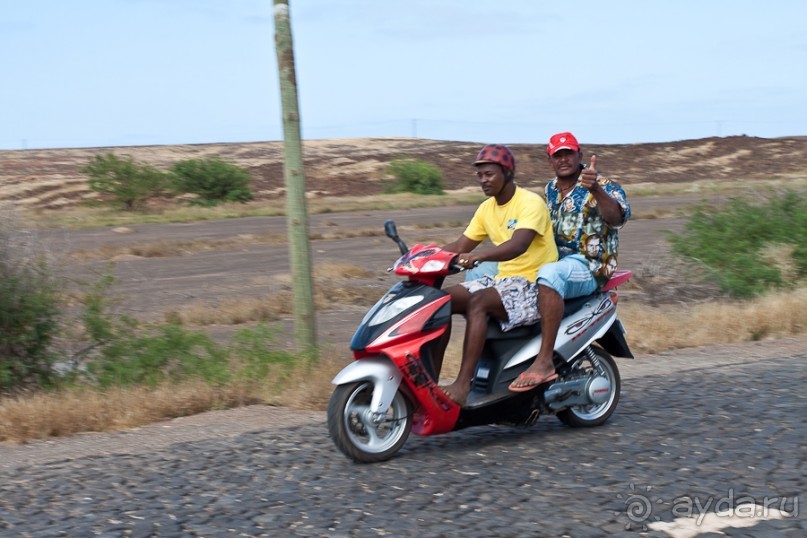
[379,337,461,436]
[597,319,634,358]
[350,283,447,352]
[473,337,541,394]
[554,293,618,361]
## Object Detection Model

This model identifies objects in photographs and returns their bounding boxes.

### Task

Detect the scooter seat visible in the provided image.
[485,321,540,340]
[485,292,599,341]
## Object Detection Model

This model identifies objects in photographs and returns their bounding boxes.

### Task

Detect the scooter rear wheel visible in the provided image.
[328,381,412,463]
[556,347,621,427]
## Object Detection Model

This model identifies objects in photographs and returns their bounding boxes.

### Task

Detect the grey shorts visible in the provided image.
[460,275,539,332]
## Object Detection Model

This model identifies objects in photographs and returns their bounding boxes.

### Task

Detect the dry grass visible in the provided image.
[3,288,806,444]
[620,287,807,354]
[28,175,787,232]
[71,232,288,261]
[313,261,372,281]
[0,381,259,443]
[309,228,385,241]
[70,226,466,262]
[0,349,348,444]
[19,177,805,233]
[165,293,293,325]
[275,347,351,411]
[629,207,690,220]
[628,176,807,197]
[23,192,487,231]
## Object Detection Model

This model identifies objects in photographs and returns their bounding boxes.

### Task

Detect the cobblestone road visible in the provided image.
[1,348,805,537]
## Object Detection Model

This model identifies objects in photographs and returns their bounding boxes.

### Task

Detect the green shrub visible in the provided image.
[171,158,254,206]
[0,210,61,390]
[228,324,298,380]
[0,266,61,389]
[669,191,807,297]
[0,210,302,393]
[88,323,232,388]
[73,275,297,389]
[85,323,301,389]
[83,153,171,210]
[70,273,223,388]
[384,158,445,195]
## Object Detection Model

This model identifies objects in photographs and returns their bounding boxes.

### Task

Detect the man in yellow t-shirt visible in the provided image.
[436,144,557,406]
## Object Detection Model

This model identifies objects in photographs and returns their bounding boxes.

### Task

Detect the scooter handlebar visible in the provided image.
[449,255,479,273]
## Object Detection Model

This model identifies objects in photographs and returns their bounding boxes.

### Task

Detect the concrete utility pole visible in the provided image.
[273,0,316,352]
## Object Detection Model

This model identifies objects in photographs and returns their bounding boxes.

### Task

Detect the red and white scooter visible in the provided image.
[327,221,634,463]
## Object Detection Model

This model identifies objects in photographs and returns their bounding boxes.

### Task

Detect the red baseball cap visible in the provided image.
[547,132,580,155]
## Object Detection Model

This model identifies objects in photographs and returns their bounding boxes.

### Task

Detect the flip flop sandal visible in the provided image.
[508,372,559,393]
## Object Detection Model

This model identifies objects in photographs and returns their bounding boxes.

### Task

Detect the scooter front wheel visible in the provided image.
[327,381,412,463]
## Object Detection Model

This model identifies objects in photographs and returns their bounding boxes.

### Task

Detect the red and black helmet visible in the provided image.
[473,144,516,177]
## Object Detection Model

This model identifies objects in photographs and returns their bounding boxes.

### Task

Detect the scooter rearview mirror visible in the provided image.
[384,220,409,255]
[384,220,398,239]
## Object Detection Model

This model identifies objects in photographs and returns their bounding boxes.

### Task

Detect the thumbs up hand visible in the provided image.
[580,155,600,192]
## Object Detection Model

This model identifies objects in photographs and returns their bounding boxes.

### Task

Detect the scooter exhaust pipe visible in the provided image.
[543,375,611,410]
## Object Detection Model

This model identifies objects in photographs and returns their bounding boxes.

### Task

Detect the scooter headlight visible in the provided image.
[420,260,446,273]
[368,295,424,326]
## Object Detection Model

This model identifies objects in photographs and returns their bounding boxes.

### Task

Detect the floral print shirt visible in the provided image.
[545,171,631,286]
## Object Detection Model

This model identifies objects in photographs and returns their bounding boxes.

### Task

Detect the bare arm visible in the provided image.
[457,229,537,269]
[580,155,626,227]
[591,189,625,226]
[442,234,481,254]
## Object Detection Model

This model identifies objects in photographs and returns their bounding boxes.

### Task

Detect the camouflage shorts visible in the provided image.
[460,275,539,332]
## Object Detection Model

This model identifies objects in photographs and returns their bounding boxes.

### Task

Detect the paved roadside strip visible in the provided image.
[2,335,804,472]
[619,334,807,379]
[0,406,324,472]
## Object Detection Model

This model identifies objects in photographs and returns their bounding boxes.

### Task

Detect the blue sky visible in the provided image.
[2,0,806,150]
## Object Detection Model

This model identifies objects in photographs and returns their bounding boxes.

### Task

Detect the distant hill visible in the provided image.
[2,136,806,209]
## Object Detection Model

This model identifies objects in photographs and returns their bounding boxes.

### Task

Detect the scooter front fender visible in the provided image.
[331,358,402,414]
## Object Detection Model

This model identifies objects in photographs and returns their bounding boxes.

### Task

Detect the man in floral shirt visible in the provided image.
[509,132,631,392]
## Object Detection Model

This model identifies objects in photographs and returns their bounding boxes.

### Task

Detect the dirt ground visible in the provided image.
[1,134,803,348]
[2,136,805,453]
[2,135,807,209]
[33,201,699,351]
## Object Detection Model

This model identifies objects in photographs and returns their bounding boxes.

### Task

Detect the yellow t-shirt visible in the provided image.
[463,186,557,281]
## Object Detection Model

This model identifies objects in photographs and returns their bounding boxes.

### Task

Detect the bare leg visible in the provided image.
[441,288,507,405]
[509,284,561,390]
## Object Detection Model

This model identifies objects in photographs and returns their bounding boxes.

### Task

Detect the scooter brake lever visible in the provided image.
[451,260,479,271]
